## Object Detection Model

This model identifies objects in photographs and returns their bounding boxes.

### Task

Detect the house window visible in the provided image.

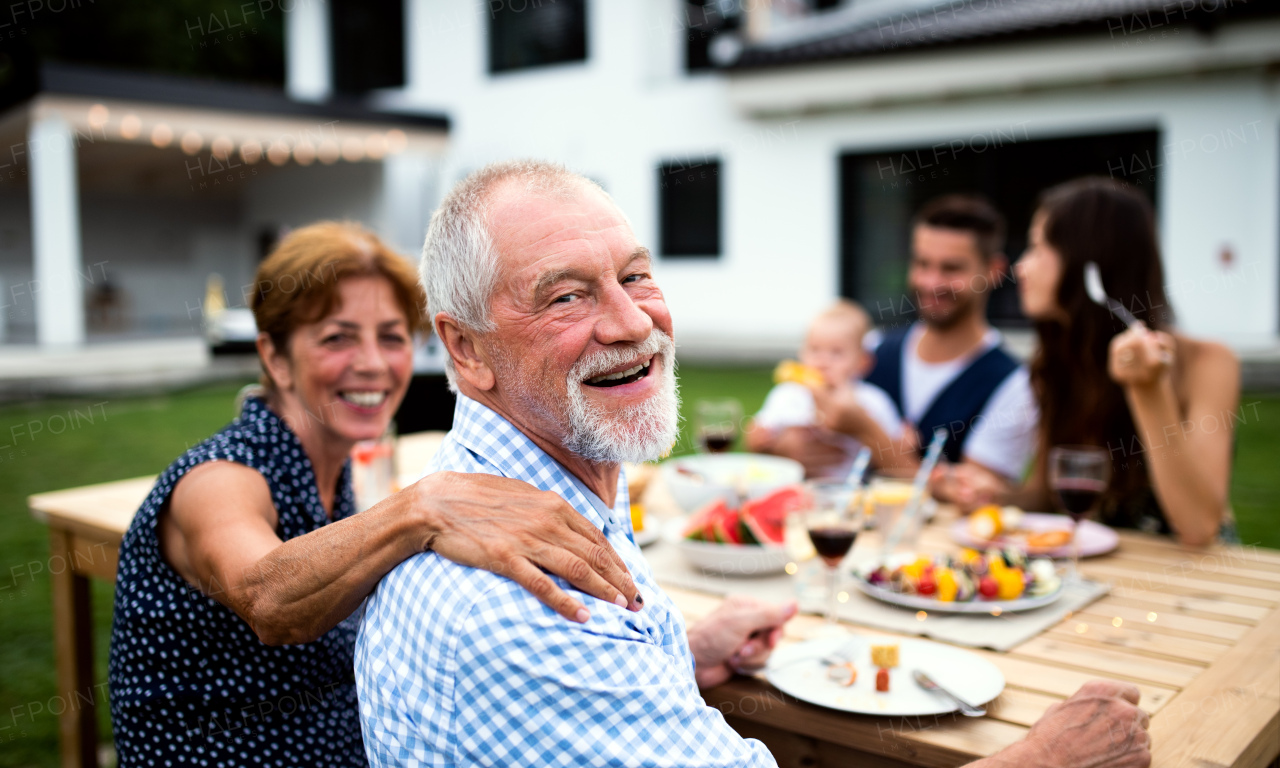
[659,160,721,257]
[489,0,588,74]
[838,129,1160,328]
[685,1,741,72]
[331,0,405,94]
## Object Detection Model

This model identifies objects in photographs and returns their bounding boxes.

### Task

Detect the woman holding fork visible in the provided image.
[935,177,1239,546]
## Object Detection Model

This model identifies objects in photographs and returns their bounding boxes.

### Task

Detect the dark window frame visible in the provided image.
[658,159,723,259]
[488,0,589,75]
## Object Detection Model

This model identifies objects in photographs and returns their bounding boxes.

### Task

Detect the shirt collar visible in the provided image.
[448,393,626,531]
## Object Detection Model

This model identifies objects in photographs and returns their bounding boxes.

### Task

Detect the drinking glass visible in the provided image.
[352,424,397,511]
[695,399,742,453]
[1048,445,1111,580]
[803,482,864,627]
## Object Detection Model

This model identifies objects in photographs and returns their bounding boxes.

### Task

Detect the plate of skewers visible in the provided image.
[853,547,1065,614]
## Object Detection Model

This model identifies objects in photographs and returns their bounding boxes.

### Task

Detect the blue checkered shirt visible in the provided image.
[355,394,776,767]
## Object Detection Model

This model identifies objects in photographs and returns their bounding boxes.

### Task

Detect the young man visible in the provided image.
[866,195,1037,487]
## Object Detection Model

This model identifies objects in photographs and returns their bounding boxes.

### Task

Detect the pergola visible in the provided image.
[0,63,448,352]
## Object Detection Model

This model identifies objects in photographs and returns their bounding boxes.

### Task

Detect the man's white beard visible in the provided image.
[562,329,680,464]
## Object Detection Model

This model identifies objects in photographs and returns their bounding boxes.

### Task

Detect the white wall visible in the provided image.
[392,0,1280,356]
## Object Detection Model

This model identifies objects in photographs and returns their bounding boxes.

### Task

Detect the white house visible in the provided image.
[368,0,1279,361]
[4,0,1278,390]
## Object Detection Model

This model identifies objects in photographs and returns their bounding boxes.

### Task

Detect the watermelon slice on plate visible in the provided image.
[741,485,810,546]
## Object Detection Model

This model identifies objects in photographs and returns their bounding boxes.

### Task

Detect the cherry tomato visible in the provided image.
[979,576,999,599]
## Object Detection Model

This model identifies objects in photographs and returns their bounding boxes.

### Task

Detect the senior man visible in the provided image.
[355,161,1151,768]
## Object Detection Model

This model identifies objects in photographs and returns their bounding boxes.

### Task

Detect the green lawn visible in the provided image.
[0,369,1276,766]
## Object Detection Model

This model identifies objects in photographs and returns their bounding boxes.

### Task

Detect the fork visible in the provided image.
[770,639,860,671]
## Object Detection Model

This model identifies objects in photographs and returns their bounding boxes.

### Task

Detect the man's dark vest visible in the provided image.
[865,326,1020,463]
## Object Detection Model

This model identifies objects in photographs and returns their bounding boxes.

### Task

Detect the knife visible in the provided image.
[913,669,986,717]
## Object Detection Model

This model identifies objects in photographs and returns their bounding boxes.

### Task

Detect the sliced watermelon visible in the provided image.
[741,485,810,546]
[738,517,760,546]
[684,498,732,542]
[712,505,743,545]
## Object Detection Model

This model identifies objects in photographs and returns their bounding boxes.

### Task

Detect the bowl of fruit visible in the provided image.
[665,485,809,575]
[854,547,1064,614]
[660,453,804,515]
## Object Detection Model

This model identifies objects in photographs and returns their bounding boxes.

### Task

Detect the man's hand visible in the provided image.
[410,471,640,623]
[808,382,870,436]
[985,681,1151,768]
[772,426,849,479]
[929,462,1010,512]
[687,596,798,689]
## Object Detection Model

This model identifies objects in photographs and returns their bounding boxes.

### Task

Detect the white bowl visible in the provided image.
[660,453,804,514]
[663,518,790,576]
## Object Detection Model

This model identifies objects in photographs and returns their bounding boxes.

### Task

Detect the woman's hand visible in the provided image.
[1108,326,1175,389]
[687,596,798,689]
[409,471,641,623]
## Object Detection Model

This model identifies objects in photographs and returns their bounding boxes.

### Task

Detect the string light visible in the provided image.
[119,114,141,140]
[240,141,263,164]
[341,136,365,162]
[210,136,234,161]
[87,104,109,129]
[150,124,173,148]
[317,139,340,165]
[293,141,316,166]
[180,130,204,155]
[386,128,407,154]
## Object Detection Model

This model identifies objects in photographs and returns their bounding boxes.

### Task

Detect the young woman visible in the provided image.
[938,178,1239,546]
[109,222,640,767]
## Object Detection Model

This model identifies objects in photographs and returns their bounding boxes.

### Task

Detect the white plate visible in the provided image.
[766,636,1004,717]
[851,575,1065,614]
[660,453,804,514]
[663,517,789,576]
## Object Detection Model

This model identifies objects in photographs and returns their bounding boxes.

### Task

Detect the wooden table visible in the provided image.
[30,447,1280,768]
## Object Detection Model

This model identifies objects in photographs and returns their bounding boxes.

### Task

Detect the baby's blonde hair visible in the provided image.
[813,299,871,343]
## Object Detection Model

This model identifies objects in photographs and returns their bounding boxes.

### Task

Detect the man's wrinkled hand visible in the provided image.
[687,596,798,689]
[1012,680,1151,768]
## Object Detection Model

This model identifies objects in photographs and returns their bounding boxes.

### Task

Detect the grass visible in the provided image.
[0,368,1276,766]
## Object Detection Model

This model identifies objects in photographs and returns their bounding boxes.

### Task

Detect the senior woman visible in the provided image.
[108,222,641,767]
[935,178,1239,546]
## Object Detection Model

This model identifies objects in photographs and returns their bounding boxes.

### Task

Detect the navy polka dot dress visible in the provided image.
[108,396,365,767]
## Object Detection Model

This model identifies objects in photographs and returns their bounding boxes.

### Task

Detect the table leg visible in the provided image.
[49,528,99,768]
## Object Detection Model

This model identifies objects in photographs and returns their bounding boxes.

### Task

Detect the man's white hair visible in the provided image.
[420,159,612,389]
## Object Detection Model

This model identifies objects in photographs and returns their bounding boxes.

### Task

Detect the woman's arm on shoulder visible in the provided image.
[161,463,642,645]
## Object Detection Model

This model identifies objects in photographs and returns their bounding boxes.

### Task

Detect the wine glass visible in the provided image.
[695,399,742,453]
[803,482,864,628]
[1048,446,1111,581]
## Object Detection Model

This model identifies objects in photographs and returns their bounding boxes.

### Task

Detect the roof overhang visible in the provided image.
[725,17,1280,118]
[0,64,447,173]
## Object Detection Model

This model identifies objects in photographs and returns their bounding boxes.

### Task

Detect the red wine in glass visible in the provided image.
[1055,479,1106,523]
[1048,446,1111,582]
[808,527,858,567]
[700,429,735,453]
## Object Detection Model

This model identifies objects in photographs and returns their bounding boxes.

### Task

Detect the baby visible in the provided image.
[746,300,902,479]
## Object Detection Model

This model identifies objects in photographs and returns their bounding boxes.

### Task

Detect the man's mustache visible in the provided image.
[568,330,674,383]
